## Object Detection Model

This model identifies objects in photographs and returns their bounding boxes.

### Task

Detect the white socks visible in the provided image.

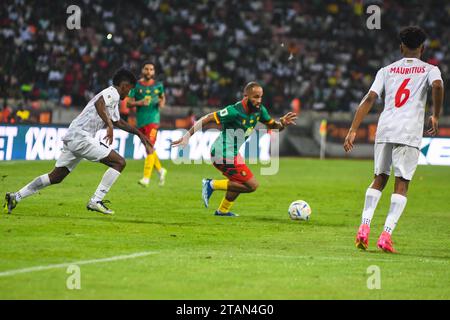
[361,188,382,226]
[15,174,51,202]
[15,169,122,205]
[360,189,407,235]
[383,194,407,234]
[91,168,121,203]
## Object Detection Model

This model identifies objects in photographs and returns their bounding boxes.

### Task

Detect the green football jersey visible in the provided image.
[128,80,164,127]
[211,99,274,160]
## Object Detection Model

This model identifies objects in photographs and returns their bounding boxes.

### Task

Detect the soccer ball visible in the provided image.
[288,200,311,221]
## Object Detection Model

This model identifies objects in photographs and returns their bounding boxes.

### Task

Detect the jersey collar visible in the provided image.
[241,98,250,114]
[139,79,155,86]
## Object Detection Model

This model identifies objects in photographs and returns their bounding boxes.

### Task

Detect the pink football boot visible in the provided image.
[377,231,397,253]
[355,224,370,250]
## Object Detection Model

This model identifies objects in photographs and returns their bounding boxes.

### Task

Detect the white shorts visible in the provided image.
[374,143,420,181]
[56,132,113,171]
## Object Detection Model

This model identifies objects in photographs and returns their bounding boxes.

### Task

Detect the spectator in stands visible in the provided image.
[14,103,31,123]
[1,105,13,123]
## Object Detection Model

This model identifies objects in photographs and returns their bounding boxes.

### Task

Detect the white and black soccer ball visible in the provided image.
[288,200,311,221]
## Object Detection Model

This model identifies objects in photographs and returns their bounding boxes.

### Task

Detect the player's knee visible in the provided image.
[394,177,409,195]
[116,157,126,172]
[48,168,69,184]
[49,174,65,184]
[247,180,259,192]
[373,174,389,190]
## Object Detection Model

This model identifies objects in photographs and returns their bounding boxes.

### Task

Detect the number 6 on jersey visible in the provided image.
[395,78,411,108]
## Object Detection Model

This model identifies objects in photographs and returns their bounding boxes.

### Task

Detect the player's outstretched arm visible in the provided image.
[171,113,216,147]
[113,119,153,154]
[159,93,166,108]
[344,91,378,153]
[265,112,297,131]
[95,96,114,145]
[427,79,444,136]
[127,97,146,108]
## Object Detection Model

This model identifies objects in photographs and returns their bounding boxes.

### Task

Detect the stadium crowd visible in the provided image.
[0,0,449,123]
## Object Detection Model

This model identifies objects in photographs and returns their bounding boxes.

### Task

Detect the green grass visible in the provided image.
[0,158,449,299]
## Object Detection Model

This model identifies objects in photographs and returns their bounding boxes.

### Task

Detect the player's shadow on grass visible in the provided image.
[392,252,450,262]
[249,215,349,227]
[361,248,450,262]
[18,212,202,227]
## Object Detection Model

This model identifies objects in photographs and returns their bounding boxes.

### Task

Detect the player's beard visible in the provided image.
[143,74,154,81]
[248,100,260,112]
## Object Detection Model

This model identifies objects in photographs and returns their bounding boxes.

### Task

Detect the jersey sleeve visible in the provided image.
[213,105,238,125]
[428,66,443,86]
[102,88,120,108]
[102,88,120,122]
[111,104,120,122]
[369,68,385,97]
[128,88,136,98]
[260,106,275,125]
[158,83,165,95]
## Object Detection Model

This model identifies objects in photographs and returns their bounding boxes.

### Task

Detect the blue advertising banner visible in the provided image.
[419,138,450,166]
[0,125,272,162]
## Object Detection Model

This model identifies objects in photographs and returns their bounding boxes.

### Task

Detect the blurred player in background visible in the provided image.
[127,62,167,187]
[344,26,444,253]
[172,82,297,216]
[4,69,153,215]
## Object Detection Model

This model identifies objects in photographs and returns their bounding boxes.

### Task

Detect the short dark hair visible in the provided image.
[112,68,137,86]
[244,82,262,95]
[142,61,155,69]
[399,26,427,50]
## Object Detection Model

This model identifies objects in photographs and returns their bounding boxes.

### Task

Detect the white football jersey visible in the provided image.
[370,58,442,148]
[64,86,120,140]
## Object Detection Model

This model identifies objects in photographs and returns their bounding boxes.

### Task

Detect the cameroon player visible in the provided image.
[127,62,167,187]
[172,82,297,216]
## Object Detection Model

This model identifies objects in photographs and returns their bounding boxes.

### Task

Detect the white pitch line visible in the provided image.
[0,251,158,278]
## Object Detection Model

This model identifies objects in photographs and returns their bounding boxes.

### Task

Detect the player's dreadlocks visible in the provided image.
[113,68,137,86]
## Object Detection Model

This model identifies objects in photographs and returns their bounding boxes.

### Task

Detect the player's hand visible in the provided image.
[137,100,147,107]
[344,129,357,153]
[171,135,190,148]
[427,115,439,136]
[104,126,114,145]
[280,112,297,126]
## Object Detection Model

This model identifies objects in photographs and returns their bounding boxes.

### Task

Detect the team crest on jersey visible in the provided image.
[146,89,151,94]
[155,89,160,94]
[139,89,143,94]
[241,171,247,177]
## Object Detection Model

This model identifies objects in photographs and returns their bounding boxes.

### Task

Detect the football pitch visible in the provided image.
[0,158,449,299]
